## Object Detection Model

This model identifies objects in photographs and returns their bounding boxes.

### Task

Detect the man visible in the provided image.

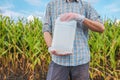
[42,0,105,80]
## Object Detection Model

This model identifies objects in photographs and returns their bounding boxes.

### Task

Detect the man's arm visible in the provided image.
[42,3,52,47]
[83,18,105,33]
[60,13,105,33]
[43,32,52,47]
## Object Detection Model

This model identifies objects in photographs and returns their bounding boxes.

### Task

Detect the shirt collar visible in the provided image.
[66,0,79,2]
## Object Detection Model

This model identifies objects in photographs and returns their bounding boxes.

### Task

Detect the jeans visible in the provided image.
[46,61,89,80]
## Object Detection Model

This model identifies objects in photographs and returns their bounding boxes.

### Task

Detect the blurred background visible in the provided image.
[0,0,120,80]
[0,0,120,20]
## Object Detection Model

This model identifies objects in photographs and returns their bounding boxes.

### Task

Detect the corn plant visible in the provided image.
[0,15,120,80]
[89,20,120,80]
[0,15,49,80]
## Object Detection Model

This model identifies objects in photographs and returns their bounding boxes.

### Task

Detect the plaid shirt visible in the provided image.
[42,0,101,66]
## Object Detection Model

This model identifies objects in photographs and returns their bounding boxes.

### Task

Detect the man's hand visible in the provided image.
[60,13,85,22]
[48,47,72,56]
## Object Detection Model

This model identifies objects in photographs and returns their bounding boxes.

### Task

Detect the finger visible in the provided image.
[50,50,59,55]
[60,13,70,21]
[60,14,66,19]
[51,50,72,56]
[57,53,72,56]
[64,53,72,55]
[64,13,76,21]
[64,14,72,21]
[66,16,73,21]
[60,15,67,21]
[51,50,56,54]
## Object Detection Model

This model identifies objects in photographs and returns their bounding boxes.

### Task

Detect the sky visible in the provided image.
[0,0,120,20]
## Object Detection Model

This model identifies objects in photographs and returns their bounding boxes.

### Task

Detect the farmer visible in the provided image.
[42,0,105,80]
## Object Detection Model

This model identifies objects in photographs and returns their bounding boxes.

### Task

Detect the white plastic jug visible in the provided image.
[51,17,77,54]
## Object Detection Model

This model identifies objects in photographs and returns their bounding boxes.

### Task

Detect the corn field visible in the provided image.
[89,19,120,80]
[0,15,120,80]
